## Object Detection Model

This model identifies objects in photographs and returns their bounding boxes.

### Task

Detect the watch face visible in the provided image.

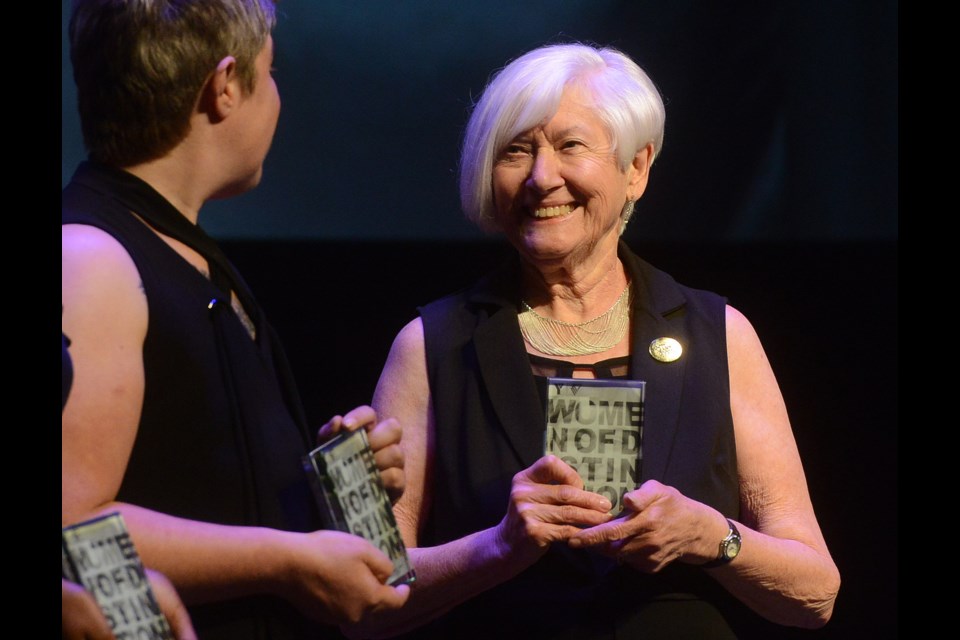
[725,537,742,560]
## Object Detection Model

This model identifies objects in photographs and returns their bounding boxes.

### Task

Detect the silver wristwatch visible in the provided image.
[702,518,741,568]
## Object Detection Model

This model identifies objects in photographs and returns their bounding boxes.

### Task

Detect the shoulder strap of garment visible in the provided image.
[70,161,260,332]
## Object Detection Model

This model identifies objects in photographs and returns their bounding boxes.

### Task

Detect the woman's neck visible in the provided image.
[520,249,628,324]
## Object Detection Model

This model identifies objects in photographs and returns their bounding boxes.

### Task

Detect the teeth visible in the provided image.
[533,205,573,218]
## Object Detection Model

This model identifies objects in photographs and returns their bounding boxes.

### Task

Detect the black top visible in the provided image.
[411,243,782,638]
[62,162,330,640]
[62,332,73,412]
[529,353,631,379]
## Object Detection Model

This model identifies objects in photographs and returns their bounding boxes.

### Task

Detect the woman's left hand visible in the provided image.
[567,479,727,573]
[317,406,405,503]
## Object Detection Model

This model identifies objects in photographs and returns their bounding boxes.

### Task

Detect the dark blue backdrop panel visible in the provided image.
[61,0,898,242]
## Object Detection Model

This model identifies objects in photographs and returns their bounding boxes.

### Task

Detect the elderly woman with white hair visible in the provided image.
[354,42,840,639]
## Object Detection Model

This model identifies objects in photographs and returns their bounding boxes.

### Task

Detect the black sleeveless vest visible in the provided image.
[412,243,768,639]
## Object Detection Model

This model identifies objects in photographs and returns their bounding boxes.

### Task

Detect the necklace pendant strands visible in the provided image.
[518,283,631,357]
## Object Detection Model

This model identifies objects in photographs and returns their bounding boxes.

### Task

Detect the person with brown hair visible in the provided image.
[61,2,409,638]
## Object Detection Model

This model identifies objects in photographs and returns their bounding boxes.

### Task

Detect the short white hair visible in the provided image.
[459,43,666,231]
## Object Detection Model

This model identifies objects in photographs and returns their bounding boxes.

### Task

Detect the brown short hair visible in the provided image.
[69,0,277,167]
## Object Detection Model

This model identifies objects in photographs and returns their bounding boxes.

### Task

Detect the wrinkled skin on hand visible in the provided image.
[568,479,719,572]
[496,455,614,565]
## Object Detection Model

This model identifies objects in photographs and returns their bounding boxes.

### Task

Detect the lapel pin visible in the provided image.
[649,337,683,363]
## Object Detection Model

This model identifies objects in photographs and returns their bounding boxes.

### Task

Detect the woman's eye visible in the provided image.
[499,144,532,160]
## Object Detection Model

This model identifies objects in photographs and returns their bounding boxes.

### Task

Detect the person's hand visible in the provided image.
[317,406,405,503]
[495,455,613,566]
[62,578,114,640]
[567,479,724,572]
[62,572,198,640]
[279,529,411,625]
[145,569,197,640]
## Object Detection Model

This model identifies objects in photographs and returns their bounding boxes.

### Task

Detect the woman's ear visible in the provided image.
[200,56,239,122]
[626,142,655,201]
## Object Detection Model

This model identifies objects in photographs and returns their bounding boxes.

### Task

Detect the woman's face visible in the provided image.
[491,87,649,271]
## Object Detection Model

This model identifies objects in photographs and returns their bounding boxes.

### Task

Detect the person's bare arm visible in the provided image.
[62,224,409,624]
[569,305,840,628]
[706,305,840,626]
[62,224,147,525]
[342,319,611,639]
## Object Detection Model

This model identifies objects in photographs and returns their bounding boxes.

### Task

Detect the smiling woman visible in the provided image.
[490,86,653,294]
[347,42,841,640]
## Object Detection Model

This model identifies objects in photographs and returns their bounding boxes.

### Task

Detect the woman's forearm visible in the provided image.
[343,525,534,639]
[705,524,840,628]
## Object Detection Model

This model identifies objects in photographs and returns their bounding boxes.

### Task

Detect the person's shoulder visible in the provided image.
[62,224,134,266]
[724,304,762,346]
[418,286,470,316]
[417,271,508,327]
[62,224,141,291]
[424,252,520,313]
[416,272,503,352]
[417,289,471,349]
[674,279,727,311]
[62,223,147,344]
[393,316,425,349]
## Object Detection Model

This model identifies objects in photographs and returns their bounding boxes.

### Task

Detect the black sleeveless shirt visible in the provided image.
[410,245,779,638]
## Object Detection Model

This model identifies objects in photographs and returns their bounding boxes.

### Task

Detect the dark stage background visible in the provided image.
[62,0,897,637]
[226,239,897,640]
[62,0,897,243]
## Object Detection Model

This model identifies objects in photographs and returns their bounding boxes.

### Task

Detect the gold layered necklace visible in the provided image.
[518,283,631,357]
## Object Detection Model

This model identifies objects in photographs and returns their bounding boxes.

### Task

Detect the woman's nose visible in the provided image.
[527,149,563,193]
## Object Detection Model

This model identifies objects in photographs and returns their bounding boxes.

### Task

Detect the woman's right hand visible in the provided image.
[276,529,411,626]
[495,455,613,565]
